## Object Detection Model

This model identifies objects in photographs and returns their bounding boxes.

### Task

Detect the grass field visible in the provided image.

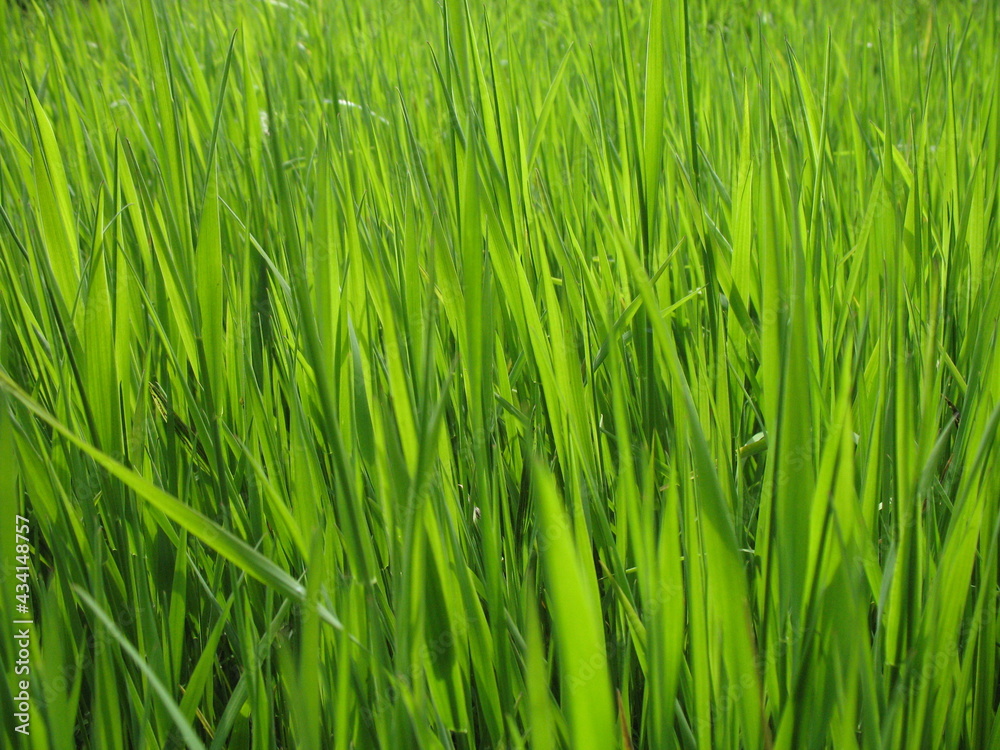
[1,0,999,747]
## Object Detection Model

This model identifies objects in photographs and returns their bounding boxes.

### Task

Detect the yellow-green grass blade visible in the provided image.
[533,462,616,750]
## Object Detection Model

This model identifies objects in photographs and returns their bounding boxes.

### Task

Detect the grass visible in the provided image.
[0,0,999,747]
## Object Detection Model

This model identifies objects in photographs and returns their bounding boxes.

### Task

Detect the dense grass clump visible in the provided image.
[1,0,999,747]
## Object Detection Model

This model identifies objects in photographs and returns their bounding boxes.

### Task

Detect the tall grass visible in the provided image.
[1,0,999,747]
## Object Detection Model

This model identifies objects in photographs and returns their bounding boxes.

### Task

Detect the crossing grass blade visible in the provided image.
[0,370,345,632]
[75,587,207,750]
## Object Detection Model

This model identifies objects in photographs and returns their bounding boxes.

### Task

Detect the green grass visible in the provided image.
[1,0,999,747]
